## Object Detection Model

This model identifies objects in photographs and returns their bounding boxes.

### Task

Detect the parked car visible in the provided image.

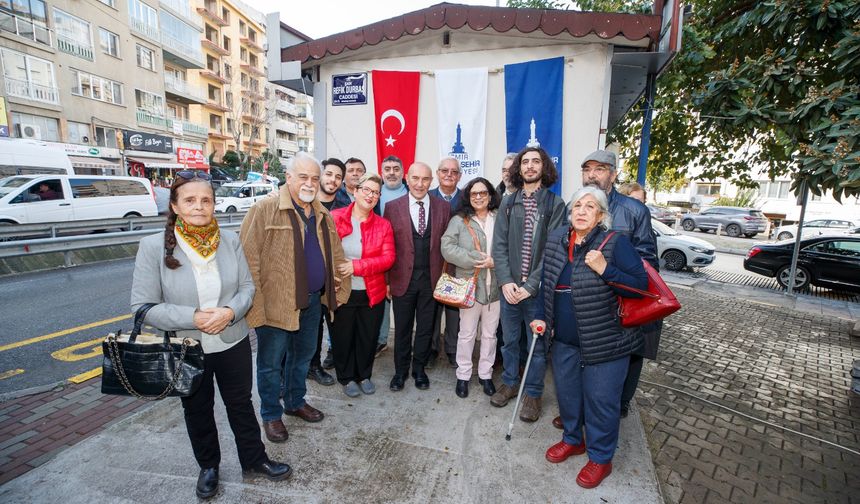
[652,219,716,271]
[0,175,157,225]
[744,236,860,292]
[208,166,236,186]
[771,219,856,241]
[680,206,768,238]
[214,181,277,213]
[647,204,676,225]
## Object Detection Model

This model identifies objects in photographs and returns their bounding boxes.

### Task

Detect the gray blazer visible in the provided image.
[131,229,255,344]
[441,213,499,305]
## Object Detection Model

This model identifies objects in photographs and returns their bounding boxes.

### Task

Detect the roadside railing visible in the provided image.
[0,213,247,266]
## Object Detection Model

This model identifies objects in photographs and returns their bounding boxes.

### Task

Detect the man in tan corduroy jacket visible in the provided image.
[241,152,350,444]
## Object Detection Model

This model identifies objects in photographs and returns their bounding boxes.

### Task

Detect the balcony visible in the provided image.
[239,36,264,53]
[204,99,230,112]
[273,119,297,135]
[159,0,203,30]
[200,68,228,84]
[164,74,206,104]
[276,138,298,154]
[161,32,204,69]
[4,77,59,104]
[208,128,231,140]
[196,5,227,27]
[243,138,267,147]
[0,11,53,48]
[136,109,168,128]
[241,88,264,101]
[201,38,229,56]
[166,118,209,138]
[240,63,265,78]
[56,35,93,61]
[129,16,160,41]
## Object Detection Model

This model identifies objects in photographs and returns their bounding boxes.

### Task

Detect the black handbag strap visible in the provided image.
[129,303,176,344]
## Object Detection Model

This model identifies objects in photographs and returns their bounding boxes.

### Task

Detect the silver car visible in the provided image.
[680,206,768,238]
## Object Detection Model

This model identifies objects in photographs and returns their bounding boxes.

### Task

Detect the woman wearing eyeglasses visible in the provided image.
[130,170,291,499]
[329,173,396,397]
[440,177,501,398]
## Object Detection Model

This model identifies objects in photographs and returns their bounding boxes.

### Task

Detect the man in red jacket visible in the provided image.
[383,162,451,391]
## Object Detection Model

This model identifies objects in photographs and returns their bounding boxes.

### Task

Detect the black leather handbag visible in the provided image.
[101,303,205,400]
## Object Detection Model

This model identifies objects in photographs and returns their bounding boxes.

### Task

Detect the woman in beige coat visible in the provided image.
[441,177,501,398]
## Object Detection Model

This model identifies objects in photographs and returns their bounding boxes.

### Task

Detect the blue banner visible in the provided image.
[504,57,564,195]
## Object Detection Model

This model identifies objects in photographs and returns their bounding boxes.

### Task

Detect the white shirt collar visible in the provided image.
[409,192,429,206]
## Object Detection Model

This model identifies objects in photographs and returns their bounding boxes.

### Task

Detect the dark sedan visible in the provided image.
[647,204,677,225]
[744,236,860,292]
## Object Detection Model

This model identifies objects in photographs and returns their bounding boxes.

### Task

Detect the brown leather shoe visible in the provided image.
[284,403,324,423]
[489,383,519,407]
[519,395,542,422]
[263,419,289,443]
[552,415,563,429]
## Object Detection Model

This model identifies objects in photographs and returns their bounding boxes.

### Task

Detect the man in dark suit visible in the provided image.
[383,162,451,391]
[429,156,463,208]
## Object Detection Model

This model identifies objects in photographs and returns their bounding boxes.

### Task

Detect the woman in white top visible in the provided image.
[130,172,290,500]
[441,177,501,399]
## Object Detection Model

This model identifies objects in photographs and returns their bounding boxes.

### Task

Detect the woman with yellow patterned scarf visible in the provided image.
[130,171,290,499]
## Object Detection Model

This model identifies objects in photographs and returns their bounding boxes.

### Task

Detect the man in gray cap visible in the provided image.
[577,149,659,421]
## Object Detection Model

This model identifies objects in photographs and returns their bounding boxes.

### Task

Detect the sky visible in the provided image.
[242,0,504,39]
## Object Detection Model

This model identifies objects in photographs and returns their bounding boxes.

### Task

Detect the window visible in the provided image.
[248,29,256,42]
[205,24,218,42]
[20,178,63,203]
[128,0,159,37]
[207,84,219,101]
[1,0,50,45]
[71,69,123,104]
[70,178,111,198]
[239,47,247,62]
[249,54,257,67]
[239,19,245,35]
[226,118,234,132]
[53,9,93,59]
[808,240,860,258]
[0,48,57,103]
[168,103,189,120]
[225,91,233,107]
[95,126,118,148]
[136,44,155,70]
[209,114,221,130]
[223,63,232,80]
[99,28,120,57]
[240,73,247,87]
[135,89,164,115]
[206,54,219,72]
[98,0,116,7]
[160,10,200,60]
[108,179,148,196]
[696,183,721,196]
[222,35,230,52]
[67,121,91,144]
[10,112,59,141]
[221,7,229,23]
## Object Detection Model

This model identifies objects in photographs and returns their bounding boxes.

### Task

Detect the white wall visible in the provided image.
[311,31,610,197]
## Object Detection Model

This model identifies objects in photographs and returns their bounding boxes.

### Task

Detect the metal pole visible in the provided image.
[636,73,657,187]
[786,180,809,297]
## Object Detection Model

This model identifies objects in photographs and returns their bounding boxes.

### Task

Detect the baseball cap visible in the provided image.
[581,150,617,170]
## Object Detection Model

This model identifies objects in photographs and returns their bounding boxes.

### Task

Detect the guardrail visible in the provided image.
[0,213,247,266]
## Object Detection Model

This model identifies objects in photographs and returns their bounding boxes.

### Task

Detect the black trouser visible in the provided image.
[331,290,385,385]
[433,304,460,357]
[311,309,333,369]
[621,354,644,406]
[180,336,266,470]
[392,269,436,377]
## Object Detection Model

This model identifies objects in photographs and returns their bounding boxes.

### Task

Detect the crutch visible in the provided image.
[505,321,546,441]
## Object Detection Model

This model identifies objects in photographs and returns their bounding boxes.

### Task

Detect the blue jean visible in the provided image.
[552,340,629,464]
[255,292,321,421]
[377,299,390,346]
[499,295,546,397]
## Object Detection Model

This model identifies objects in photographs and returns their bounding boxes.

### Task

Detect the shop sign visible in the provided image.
[122,130,173,153]
[47,142,121,159]
[177,147,208,169]
[332,73,367,106]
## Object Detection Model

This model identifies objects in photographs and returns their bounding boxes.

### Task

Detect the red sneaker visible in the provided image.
[576,460,613,488]
[545,440,586,463]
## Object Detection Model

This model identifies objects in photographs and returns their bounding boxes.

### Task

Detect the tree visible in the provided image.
[221,56,278,174]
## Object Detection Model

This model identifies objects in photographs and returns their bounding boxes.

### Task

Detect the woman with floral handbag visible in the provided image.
[441,177,501,399]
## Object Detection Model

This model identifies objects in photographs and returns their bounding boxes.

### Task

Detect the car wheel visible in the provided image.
[776,265,811,291]
[662,250,687,271]
[744,233,757,238]
[725,224,741,237]
[226,206,237,213]
[777,232,793,240]
[681,219,695,231]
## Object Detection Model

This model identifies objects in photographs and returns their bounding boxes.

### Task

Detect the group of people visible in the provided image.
[130,145,661,498]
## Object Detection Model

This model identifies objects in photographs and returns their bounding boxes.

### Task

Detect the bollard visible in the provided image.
[63,251,74,268]
[674,216,680,229]
[716,223,722,236]
[51,225,57,239]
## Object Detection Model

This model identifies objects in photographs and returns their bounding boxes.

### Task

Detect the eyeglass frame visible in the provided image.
[356,185,381,197]
[176,170,212,181]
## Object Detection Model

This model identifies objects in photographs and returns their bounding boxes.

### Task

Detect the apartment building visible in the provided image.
[0,0,212,176]
[189,0,268,160]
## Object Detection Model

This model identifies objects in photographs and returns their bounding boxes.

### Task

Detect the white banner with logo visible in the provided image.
[435,67,487,188]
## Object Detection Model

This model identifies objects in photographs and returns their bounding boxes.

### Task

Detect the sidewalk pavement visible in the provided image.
[0,336,662,503]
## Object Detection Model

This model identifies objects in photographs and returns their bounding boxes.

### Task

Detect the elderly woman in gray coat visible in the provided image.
[441,177,501,399]
[131,172,290,500]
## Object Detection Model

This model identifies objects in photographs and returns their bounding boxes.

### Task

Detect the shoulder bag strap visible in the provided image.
[464,217,482,279]
[600,232,659,299]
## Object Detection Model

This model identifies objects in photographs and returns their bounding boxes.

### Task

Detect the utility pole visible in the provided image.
[785,180,809,297]
[636,73,657,187]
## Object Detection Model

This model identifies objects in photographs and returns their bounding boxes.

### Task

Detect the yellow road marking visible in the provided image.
[51,337,104,362]
[0,369,24,380]
[0,314,131,353]
[68,367,102,384]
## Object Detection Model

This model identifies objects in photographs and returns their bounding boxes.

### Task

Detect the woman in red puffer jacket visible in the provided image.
[330,173,396,397]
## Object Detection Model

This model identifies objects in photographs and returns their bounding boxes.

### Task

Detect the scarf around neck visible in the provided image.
[175,216,220,260]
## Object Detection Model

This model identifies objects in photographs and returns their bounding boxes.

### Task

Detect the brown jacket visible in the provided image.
[240,190,350,331]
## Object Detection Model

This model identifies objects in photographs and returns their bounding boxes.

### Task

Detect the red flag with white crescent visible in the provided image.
[372,70,420,174]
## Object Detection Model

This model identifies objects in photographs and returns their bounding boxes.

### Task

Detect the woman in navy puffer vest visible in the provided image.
[532,186,647,490]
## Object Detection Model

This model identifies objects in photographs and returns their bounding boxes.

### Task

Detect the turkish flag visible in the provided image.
[372,70,420,174]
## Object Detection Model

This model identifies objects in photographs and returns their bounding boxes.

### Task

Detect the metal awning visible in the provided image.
[68,156,123,173]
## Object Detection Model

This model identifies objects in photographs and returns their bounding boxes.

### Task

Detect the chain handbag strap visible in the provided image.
[464,217,482,280]
[106,333,193,401]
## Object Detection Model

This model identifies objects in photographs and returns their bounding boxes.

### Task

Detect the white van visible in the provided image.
[0,138,75,178]
[214,181,277,213]
[0,175,157,225]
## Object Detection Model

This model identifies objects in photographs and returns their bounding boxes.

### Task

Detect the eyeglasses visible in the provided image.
[469,190,489,199]
[357,186,381,197]
[439,169,460,176]
[176,170,212,181]
[581,166,610,175]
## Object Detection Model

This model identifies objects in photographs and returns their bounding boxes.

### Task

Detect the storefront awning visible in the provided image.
[68,156,123,173]
[127,157,184,170]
